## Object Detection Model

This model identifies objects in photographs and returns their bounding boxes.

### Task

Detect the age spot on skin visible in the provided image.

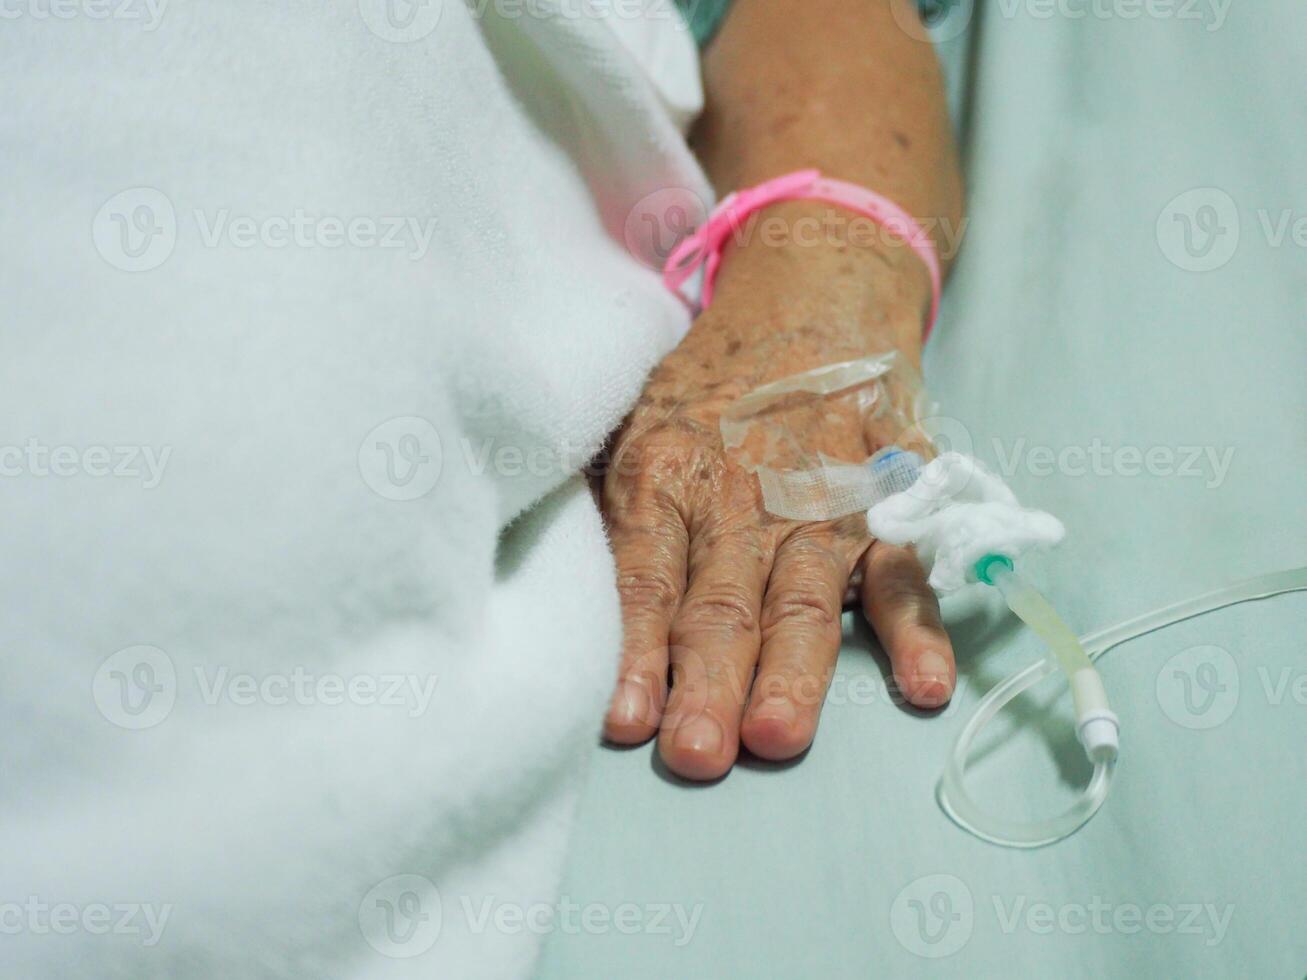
[725,339,742,355]
[892,129,911,149]
[771,112,801,137]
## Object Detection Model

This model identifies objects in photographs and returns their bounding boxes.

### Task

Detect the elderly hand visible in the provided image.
[601,203,957,780]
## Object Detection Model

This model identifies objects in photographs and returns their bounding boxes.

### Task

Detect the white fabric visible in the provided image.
[0,3,708,977]
[867,452,1066,592]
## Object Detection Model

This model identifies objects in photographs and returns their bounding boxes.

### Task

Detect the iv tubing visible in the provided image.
[937,564,1307,848]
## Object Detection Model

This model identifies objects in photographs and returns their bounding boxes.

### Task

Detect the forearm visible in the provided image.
[689,0,963,359]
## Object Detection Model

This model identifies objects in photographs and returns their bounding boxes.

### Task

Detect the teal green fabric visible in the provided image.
[673,1,942,48]
[674,0,731,47]
[540,3,1307,977]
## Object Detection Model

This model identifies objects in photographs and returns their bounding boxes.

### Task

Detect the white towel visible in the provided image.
[0,2,710,976]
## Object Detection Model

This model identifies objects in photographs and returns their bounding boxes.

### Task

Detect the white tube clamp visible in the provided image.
[1070,668,1120,763]
[1077,709,1121,763]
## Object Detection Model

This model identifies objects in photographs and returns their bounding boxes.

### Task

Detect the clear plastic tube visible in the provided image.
[756,446,923,522]
[938,565,1307,848]
[987,561,1094,678]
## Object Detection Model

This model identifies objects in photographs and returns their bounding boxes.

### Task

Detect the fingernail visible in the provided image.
[614,678,652,726]
[750,698,796,732]
[673,714,724,756]
[910,651,953,703]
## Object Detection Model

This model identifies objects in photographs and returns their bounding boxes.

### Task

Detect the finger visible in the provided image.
[741,529,849,761]
[659,528,769,780]
[603,488,688,744]
[860,542,955,708]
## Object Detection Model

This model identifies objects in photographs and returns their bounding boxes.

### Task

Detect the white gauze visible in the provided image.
[866,452,1066,593]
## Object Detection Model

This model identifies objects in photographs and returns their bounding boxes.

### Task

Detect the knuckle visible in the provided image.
[871,578,944,629]
[617,567,682,614]
[872,575,927,609]
[865,551,932,608]
[762,587,840,632]
[617,426,704,476]
[608,473,681,520]
[609,490,688,548]
[675,588,759,636]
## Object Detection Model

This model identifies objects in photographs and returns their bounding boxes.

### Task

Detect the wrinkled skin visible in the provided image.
[600,238,957,780]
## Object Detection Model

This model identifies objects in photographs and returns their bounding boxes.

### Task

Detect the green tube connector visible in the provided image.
[973,553,1013,586]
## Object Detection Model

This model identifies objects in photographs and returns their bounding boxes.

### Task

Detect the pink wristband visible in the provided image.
[662,169,942,341]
